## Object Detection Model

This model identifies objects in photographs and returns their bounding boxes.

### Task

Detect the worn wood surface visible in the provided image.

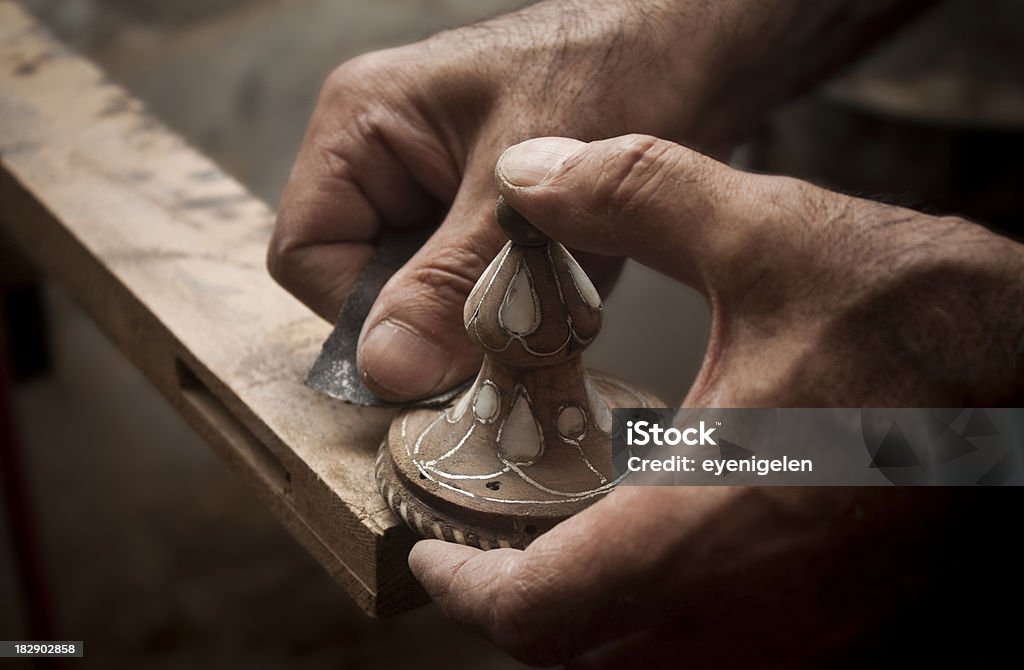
[0,0,424,616]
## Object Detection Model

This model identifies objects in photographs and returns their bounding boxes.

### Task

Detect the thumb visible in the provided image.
[358,170,504,401]
[495,134,781,294]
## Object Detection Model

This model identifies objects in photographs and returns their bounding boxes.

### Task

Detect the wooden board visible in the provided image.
[0,0,425,616]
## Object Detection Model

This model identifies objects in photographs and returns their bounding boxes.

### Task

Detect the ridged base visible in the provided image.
[374,443,571,550]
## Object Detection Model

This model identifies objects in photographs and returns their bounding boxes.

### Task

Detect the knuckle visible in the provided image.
[265,240,285,286]
[320,50,390,103]
[312,118,369,184]
[591,134,678,218]
[405,242,495,312]
[267,192,324,290]
[266,223,301,289]
[582,134,724,256]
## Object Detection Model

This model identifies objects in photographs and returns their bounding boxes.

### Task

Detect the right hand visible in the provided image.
[267,0,716,401]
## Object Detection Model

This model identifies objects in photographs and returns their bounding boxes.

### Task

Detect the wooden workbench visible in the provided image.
[0,0,424,616]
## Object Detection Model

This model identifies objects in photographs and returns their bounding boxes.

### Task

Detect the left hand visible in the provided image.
[409,135,1024,668]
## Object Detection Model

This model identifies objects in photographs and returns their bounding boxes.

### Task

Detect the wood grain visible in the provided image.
[0,0,425,616]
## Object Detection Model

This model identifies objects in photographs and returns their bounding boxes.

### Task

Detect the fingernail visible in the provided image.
[498,137,585,187]
[360,319,448,398]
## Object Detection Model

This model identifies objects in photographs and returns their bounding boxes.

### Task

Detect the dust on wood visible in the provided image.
[0,0,425,616]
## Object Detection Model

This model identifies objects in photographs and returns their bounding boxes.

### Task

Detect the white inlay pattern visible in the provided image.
[499,391,542,463]
[450,383,474,421]
[465,244,510,327]
[499,262,540,336]
[585,375,614,433]
[403,412,628,504]
[473,382,500,422]
[565,251,601,309]
[556,405,586,439]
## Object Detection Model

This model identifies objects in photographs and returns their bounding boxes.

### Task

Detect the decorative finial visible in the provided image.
[375,198,657,549]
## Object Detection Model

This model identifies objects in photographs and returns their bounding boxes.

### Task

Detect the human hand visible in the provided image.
[268,1,705,401]
[408,134,1024,667]
[267,0,926,401]
[412,486,982,668]
[494,135,1024,408]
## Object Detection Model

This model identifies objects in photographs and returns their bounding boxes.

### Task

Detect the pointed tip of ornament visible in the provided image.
[496,196,548,246]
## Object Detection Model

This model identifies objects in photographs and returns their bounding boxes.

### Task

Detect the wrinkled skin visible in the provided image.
[269,1,701,400]
[269,0,927,401]
[268,0,1024,666]
[410,135,1024,667]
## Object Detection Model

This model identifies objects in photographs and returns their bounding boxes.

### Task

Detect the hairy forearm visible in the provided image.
[445,0,934,150]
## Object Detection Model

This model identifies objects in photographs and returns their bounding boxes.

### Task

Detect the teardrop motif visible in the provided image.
[498,390,542,463]
[565,252,601,310]
[499,262,540,336]
[473,382,500,422]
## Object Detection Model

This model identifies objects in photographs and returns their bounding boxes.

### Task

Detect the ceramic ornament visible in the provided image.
[374,197,658,549]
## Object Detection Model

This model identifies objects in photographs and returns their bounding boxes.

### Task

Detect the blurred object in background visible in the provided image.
[20,0,527,203]
[744,0,1024,234]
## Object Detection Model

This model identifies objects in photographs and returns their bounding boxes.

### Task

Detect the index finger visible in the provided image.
[269,65,453,320]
